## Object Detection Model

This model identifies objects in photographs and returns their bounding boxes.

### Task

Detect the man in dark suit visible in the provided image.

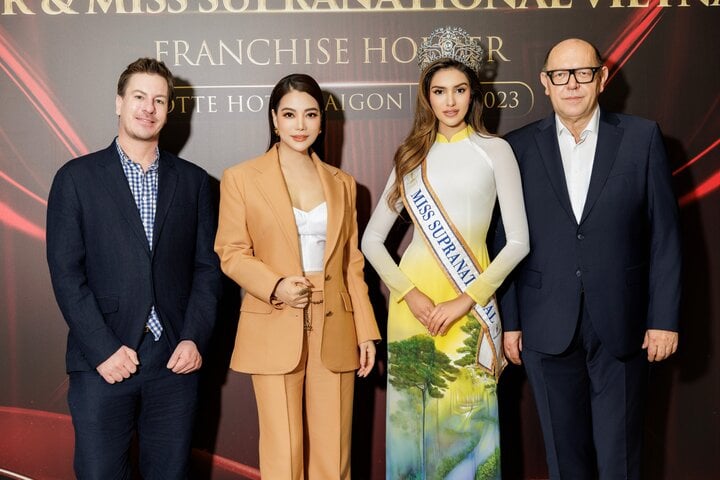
[500,39,681,479]
[46,58,221,479]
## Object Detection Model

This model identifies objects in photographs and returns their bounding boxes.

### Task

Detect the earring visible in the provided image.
[274,128,279,135]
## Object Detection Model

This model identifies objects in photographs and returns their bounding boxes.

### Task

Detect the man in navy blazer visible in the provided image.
[46,58,221,479]
[500,39,681,479]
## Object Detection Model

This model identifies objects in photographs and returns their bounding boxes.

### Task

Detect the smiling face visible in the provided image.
[540,39,608,131]
[115,73,169,144]
[428,67,472,139]
[271,89,322,155]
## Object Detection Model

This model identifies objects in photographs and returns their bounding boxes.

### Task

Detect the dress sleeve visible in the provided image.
[361,169,416,301]
[465,137,530,306]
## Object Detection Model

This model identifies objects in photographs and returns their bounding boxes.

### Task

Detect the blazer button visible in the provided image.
[576,270,582,277]
[325,274,331,281]
[326,310,333,317]
[577,233,585,240]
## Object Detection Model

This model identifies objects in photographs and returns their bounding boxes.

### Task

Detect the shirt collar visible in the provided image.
[555,107,600,142]
[115,137,160,171]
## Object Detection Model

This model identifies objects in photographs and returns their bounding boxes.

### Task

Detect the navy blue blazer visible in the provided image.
[500,110,681,358]
[47,143,221,372]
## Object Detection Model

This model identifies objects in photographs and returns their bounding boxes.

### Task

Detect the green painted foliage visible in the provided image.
[388,334,459,398]
[455,316,481,368]
[475,447,500,480]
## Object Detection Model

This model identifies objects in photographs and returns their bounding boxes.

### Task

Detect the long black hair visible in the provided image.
[267,73,326,157]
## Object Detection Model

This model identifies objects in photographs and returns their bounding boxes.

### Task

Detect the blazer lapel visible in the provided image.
[254,148,302,264]
[152,153,178,253]
[314,155,344,268]
[96,144,151,255]
[534,116,576,223]
[579,111,623,225]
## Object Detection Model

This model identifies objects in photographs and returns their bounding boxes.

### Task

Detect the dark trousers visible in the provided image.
[68,333,198,480]
[522,301,648,480]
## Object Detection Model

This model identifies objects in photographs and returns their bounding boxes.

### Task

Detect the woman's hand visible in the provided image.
[357,340,376,377]
[426,293,475,336]
[404,288,435,327]
[273,276,313,308]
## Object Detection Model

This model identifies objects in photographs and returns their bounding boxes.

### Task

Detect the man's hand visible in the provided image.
[642,329,678,362]
[96,346,139,384]
[404,288,435,327]
[357,340,376,378]
[426,293,475,336]
[167,340,202,374]
[504,331,523,365]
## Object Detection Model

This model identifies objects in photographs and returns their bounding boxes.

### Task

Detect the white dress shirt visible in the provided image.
[556,107,600,222]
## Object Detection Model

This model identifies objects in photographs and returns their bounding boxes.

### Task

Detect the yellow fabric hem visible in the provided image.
[395,284,416,303]
[465,277,496,307]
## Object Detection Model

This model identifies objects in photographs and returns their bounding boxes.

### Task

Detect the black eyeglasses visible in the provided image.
[543,66,603,86]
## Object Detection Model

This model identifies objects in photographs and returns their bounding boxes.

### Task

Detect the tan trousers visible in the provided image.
[251,273,355,480]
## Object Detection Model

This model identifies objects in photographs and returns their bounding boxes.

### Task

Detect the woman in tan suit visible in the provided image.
[215,73,381,480]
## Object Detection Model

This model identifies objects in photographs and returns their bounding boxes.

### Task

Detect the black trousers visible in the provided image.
[522,300,648,480]
[68,333,198,480]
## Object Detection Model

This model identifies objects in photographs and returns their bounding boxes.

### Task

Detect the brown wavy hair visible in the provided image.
[387,59,488,211]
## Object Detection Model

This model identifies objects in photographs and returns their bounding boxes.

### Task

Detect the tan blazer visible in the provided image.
[215,147,381,374]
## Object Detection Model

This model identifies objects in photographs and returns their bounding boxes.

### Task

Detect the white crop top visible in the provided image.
[293,202,327,272]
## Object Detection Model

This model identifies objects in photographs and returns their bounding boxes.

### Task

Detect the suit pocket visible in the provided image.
[170,202,194,212]
[340,292,354,312]
[240,295,273,314]
[626,263,648,286]
[608,167,638,178]
[96,296,119,314]
[518,269,542,289]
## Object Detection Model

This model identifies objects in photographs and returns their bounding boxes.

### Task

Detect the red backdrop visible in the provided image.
[1,2,718,478]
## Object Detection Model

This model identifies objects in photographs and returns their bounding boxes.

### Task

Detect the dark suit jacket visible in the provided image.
[500,110,681,358]
[47,142,221,372]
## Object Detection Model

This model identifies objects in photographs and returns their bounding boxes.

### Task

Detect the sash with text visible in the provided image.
[402,162,506,378]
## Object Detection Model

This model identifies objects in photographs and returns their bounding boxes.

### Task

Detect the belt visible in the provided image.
[303,289,324,332]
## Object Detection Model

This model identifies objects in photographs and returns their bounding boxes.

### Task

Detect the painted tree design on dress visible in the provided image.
[455,315,482,368]
[455,315,497,420]
[388,334,459,480]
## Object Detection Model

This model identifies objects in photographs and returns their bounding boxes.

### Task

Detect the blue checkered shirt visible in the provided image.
[116,139,163,341]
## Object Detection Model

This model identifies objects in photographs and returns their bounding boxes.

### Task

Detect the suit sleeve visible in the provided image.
[646,123,681,332]
[180,171,222,352]
[46,166,123,368]
[344,177,381,343]
[215,167,284,303]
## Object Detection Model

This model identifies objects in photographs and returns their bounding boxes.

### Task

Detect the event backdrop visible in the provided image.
[1,1,718,479]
